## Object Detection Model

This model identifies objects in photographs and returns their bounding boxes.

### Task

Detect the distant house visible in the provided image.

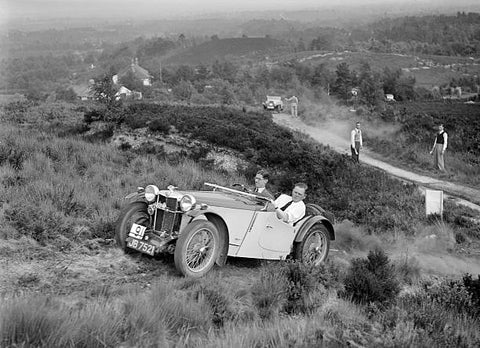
[115,85,142,101]
[113,58,152,87]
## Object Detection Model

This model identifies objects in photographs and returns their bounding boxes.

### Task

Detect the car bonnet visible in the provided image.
[182,190,265,211]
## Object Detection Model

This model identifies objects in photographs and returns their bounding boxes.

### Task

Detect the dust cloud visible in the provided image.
[332,219,480,278]
[298,92,402,153]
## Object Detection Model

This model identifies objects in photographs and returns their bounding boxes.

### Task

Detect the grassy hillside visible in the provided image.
[164,37,286,65]
[1,100,480,347]
[367,101,480,188]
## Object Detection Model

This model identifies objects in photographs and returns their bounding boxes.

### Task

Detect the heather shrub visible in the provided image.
[342,249,400,305]
[148,118,171,134]
[394,254,421,285]
[462,273,480,316]
[418,276,479,318]
[251,263,288,320]
[196,285,235,327]
[390,276,480,346]
[282,261,328,315]
[4,202,74,248]
[250,260,340,319]
[0,145,27,171]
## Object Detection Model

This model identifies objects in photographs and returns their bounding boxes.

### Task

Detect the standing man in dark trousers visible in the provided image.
[350,121,363,163]
[285,95,298,117]
[429,123,448,172]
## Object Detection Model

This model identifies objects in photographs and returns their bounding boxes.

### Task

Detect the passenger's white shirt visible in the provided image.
[274,194,306,226]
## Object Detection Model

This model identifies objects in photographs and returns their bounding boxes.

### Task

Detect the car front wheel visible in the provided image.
[174,220,220,277]
[115,202,150,253]
[294,224,330,266]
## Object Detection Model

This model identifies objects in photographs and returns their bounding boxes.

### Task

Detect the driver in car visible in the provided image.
[253,170,274,200]
[273,182,307,226]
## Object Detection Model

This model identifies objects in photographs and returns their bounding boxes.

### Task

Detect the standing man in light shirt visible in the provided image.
[253,169,274,200]
[429,123,448,172]
[285,95,299,117]
[273,182,307,226]
[350,121,363,163]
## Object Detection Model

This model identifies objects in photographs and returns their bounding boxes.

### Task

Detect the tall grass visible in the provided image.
[0,280,210,347]
[1,103,480,347]
[2,257,480,347]
[0,123,240,249]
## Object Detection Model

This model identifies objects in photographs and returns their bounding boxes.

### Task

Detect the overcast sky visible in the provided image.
[1,0,479,22]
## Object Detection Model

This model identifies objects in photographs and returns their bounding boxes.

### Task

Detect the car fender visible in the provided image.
[204,213,229,266]
[125,192,148,204]
[294,215,335,242]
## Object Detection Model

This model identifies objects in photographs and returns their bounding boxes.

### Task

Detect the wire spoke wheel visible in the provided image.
[303,230,328,265]
[175,220,220,277]
[185,228,215,271]
[294,224,330,266]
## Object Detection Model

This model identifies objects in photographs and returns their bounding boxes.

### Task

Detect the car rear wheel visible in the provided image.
[294,224,330,266]
[174,220,220,278]
[115,202,150,253]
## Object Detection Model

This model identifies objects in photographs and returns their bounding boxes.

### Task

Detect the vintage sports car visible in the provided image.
[115,183,335,277]
[262,96,284,112]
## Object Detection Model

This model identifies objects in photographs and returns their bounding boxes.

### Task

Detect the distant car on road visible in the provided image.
[115,183,335,278]
[263,96,284,113]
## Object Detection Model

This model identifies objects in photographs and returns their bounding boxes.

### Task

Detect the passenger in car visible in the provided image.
[273,182,307,226]
[253,169,274,200]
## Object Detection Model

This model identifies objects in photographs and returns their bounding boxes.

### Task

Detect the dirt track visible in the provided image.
[273,113,480,212]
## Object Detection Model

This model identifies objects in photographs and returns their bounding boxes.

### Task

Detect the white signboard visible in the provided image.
[425,189,443,217]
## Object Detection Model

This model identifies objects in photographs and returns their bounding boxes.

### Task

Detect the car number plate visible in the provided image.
[129,223,146,239]
[127,238,156,256]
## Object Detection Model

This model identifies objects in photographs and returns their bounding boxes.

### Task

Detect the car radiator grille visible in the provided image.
[154,195,182,233]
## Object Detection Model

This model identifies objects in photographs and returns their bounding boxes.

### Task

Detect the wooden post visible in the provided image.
[425,189,443,219]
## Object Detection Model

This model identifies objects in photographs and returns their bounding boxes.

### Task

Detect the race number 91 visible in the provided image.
[129,223,146,239]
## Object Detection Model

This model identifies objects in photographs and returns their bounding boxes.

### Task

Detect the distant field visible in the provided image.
[165,41,480,88]
[278,51,480,89]
[164,37,286,65]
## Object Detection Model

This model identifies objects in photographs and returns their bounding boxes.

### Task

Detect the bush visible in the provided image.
[282,261,326,315]
[251,260,341,318]
[251,263,288,320]
[4,202,74,248]
[463,273,480,317]
[148,118,171,134]
[0,145,27,171]
[391,276,480,346]
[394,255,421,285]
[196,285,235,327]
[342,249,400,305]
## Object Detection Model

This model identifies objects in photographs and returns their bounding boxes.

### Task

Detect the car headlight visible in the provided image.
[180,194,196,212]
[145,185,160,202]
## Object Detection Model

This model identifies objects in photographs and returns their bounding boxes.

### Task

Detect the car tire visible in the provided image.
[115,202,150,253]
[293,224,330,266]
[174,220,220,278]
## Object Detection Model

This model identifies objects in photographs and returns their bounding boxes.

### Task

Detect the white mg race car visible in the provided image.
[115,183,335,277]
